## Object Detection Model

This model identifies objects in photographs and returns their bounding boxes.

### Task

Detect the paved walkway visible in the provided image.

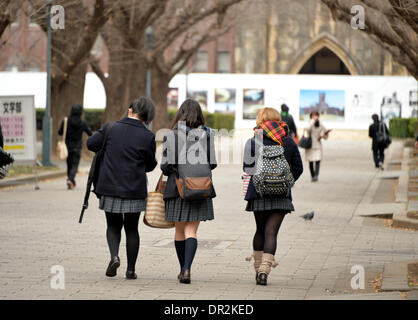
[0,139,417,300]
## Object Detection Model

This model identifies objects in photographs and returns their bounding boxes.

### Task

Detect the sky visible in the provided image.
[300,89,345,109]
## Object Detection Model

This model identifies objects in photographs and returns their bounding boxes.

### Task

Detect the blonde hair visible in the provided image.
[256,107,282,126]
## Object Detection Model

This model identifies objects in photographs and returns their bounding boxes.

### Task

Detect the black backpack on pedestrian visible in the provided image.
[79,122,114,223]
[376,122,391,148]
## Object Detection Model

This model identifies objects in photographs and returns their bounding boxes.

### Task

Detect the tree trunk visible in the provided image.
[50,63,87,158]
[151,65,170,133]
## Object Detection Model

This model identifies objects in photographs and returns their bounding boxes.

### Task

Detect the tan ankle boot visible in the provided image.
[245,250,263,272]
[258,253,278,275]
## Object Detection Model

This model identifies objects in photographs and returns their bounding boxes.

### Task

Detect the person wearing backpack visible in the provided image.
[369,114,390,171]
[243,107,303,285]
[161,99,217,284]
[86,97,157,280]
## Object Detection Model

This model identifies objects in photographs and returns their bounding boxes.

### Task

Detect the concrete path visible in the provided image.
[0,140,417,300]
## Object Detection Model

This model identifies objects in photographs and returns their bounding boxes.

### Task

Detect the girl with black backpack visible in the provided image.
[161,99,217,284]
[243,107,303,285]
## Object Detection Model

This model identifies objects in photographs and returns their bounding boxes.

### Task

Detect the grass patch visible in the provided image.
[7,165,60,178]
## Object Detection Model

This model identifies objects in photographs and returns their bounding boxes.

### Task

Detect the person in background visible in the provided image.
[368,114,389,171]
[58,104,92,189]
[87,97,157,280]
[415,134,418,149]
[243,108,303,285]
[281,104,298,143]
[305,111,330,182]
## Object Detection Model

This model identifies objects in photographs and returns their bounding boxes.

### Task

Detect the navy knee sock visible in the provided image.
[174,240,186,271]
[182,238,198,272]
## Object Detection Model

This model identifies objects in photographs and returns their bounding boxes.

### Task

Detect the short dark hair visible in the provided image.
[171,99,205,129]
[129,97,155,125]
[281,104,289,112]
[372,114,379,122]
[310,111,320,119]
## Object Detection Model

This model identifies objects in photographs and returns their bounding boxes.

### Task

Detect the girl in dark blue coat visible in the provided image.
[243,107,303,285]
[87,97,157,280]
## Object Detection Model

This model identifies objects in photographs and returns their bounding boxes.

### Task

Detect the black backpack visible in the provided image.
[376,122,391,148]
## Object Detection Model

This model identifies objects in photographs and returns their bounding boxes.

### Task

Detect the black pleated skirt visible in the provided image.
[165,197,214,222]
[245,197,294,213]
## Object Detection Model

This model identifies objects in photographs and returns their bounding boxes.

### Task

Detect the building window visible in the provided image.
[28,66,40,72]
[193,51,208,72]
[217,51,230,73]
[6,65,18,72]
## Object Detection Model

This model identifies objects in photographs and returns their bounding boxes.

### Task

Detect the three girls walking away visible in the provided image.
[87,97,157,280]
[305,111,330,182]
[58,104,92,189]
[243,108,303,285]
[161,99,217,284]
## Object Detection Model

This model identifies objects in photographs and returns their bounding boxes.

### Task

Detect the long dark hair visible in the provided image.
[170,99,205,129]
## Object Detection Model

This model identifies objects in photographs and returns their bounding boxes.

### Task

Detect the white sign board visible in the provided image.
[0,95,37,161]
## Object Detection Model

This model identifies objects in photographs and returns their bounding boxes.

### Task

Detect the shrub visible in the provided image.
[389,118,417,138]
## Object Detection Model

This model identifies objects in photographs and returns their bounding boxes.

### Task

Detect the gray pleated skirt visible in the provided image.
[165,197,214,222]
[99,195,146,214]
[246,197,294,213]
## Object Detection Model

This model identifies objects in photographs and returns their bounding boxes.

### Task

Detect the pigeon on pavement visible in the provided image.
[301,211,314,221]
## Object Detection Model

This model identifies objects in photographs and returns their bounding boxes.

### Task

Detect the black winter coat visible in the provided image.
[160,126,217,200]
[243,135,303,201]
[87,117,157,199]
[58,105,92,150]
[369,121,389,149]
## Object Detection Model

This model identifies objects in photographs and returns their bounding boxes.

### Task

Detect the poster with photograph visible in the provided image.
[187,90,208,111]
[379,91,402,125]
[167,88,179,109]
[214,88,236,114]
[243,89,264,120]
[299,89,345,121]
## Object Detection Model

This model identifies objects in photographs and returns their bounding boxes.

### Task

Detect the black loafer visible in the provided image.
[180,269,190,284]
[126,270,137,280]
[256,272,260,285]
[178,271,184,281]
[257,273,268,285]
[105,256,120,277]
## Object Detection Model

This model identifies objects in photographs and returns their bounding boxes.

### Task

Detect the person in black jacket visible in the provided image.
[0,122,3,149]
[243,107,303,286]
[87,97,157,280]
[369,114,389,170]
[58,104,92,189]
[161,99,217,284]
[281,104,297,139]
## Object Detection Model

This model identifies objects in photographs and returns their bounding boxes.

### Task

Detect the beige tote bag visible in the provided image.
[57,117,68,160]
[144,174,174,229]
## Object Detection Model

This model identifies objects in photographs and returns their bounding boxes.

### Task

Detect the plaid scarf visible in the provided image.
[254,120,289,146]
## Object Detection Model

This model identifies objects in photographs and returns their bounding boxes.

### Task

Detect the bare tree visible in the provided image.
[0,0,24,47]
[92,0,243,130]
[28,0,114,153]
[321,0,418,79]
[149,0,242,132]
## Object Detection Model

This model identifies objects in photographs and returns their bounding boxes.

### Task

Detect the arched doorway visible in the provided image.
[299,47,350,75]
[288,35,361,75]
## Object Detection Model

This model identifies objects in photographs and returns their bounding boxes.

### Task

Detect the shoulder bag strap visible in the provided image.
[63,117,68,141]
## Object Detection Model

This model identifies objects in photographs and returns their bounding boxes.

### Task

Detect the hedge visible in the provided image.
[389,117,418,138]
[37,108,235,131]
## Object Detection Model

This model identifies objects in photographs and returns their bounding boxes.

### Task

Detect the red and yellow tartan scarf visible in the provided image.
[254,120,289,146]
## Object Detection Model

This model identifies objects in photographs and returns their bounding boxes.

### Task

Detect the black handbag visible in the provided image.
[0,147,14,179]
[298,131,312,149]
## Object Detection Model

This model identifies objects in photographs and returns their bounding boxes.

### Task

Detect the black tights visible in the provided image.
[253,211,286,255]
[309,161,320,178]
[105,212,140,271]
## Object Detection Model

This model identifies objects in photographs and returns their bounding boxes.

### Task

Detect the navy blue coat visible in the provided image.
[243,135,303,201]
[87,117,157,199]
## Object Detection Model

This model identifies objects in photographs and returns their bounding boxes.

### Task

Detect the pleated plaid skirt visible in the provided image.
[99,195,146,214]
[165,197,214,222]
[246,197,294,213]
